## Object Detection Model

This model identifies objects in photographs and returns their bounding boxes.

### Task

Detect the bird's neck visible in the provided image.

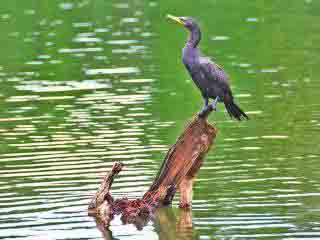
[186,27,201,48]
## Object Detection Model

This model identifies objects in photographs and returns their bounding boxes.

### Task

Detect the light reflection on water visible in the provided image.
[0,0,320,240]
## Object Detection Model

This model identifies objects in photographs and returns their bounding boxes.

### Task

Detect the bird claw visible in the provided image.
[198,98,219,118]
[198,106,208,118]
[211,104,217,112]
[198,105,214,118]
[198,110,206,118]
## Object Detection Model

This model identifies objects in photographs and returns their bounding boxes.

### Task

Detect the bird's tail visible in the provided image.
[224,99,249,121]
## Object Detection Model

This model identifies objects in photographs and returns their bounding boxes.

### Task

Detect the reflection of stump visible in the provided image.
[155,208,199,240]
[88,114,218,228]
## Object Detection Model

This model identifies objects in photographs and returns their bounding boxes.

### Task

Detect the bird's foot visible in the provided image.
[198,105,211,118]
[210,103,217,111]
[198,97,219,118]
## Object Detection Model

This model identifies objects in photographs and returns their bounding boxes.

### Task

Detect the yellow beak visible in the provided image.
[166,14,185,26]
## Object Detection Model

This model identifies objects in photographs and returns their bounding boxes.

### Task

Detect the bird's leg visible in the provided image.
[198,97,209,117]
[204,97,209,107]
[210,96,219,111]
[202,97,210,112]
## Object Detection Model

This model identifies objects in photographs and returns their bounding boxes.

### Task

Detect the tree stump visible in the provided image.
[88,110,218,229]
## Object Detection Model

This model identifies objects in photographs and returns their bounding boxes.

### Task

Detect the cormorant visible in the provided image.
[167,15,248,121]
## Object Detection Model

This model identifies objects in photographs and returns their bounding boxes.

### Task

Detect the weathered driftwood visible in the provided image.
[88,108,218,228]
[88,162,123,225]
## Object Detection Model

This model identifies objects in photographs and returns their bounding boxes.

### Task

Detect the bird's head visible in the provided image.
[166,15,199,31]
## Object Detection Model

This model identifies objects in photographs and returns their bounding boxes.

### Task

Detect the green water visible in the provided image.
[0,1,320,239]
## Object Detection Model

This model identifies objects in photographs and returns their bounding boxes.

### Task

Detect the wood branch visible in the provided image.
[88,114,218,229]
[88,162,123,212]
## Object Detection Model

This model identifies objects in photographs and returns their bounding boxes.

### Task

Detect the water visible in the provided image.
[0,1,320,239]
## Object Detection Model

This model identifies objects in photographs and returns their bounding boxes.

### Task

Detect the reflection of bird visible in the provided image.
[167,15,248,120]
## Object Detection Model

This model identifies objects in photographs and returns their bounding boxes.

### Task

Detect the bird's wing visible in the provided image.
[199,57,229,83]
[198,57,232,95]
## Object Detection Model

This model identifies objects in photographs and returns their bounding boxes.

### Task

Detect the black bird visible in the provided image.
[167,15,248,120]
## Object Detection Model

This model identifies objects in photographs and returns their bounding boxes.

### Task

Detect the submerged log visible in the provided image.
[88,109,218,228]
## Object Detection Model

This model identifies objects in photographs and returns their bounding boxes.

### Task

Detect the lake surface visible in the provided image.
[0,1,320,239]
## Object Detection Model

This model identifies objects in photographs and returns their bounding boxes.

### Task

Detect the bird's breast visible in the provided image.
[182,47,199,65]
